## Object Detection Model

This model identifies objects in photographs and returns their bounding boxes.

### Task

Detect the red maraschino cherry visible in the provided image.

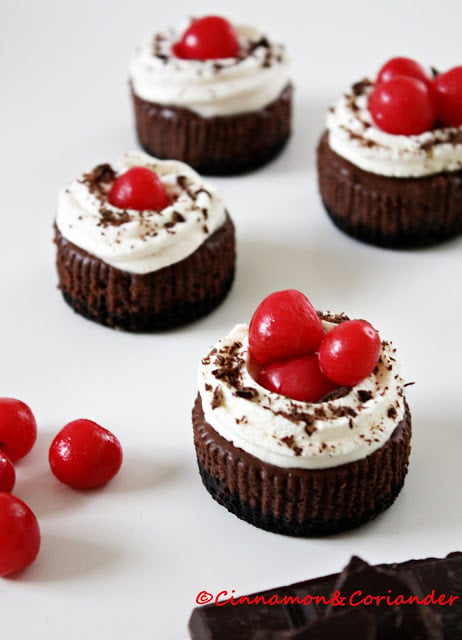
[0,493,41,577]
[49,419,123,490]
[248,290,325,366]
[258,354,338,403]
[0,398,37,462]
[172,16,239,60]
[107,167,170,211]
[318,319,381,387]
[369,75,436,135]
[377,56,433,89]
[434,66,462,127]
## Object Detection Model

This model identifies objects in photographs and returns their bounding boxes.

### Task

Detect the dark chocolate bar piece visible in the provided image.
[287,609,376,640]
[327,556,443,640]
[188,553,462,640]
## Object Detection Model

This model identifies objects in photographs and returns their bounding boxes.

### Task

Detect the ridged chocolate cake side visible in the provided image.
[55,213,235,331]
[132,85,293,176]
[192,394,411,537]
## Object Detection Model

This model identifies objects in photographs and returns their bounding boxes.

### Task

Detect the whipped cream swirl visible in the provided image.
[198,319,406,470]
[56,152,226,274]
[327,78,462,177]
[129,22,290,117]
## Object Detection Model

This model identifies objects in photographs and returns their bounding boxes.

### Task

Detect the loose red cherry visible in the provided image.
[107,167,170,211]
[318,320,381,387]
[377,56,432,89]
[248,290,325,366]
[434,66,462,127]
[258,354,338,403]
[172,16,239,60]
[369,75,436,135]
[0,493,41,577]
[49,419,123,490]
[0,398,37,462]
[0,452,15,493]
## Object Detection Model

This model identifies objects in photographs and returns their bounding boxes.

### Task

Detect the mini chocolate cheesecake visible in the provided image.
[54,153,235,331]
[317,77,462,248]
[193,318,411,537]
[129,18,292,175]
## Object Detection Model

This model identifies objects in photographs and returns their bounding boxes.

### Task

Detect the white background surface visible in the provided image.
[2,0,462,638]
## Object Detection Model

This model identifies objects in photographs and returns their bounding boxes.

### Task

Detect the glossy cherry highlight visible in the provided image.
[369,75,436,135]
[434,66,462,127]
[107,167,170,211]
[172,16,239,60]
[0,398,37,462]
[49,419,123,490]
[0,493,41,577]
[258,354,338,403]
[248,289,325,366]
[318,319,381,387]
[0,451,15,493]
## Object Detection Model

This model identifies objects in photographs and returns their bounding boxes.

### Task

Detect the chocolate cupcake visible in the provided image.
[55,152,235,331]
[129,16,292,175]
[317,69,462,248]
[192,299,411,537]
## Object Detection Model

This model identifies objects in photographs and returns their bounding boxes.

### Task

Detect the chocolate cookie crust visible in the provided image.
[317,131,462,248]
[54,213,235,332]
[192,394,411,537]
[131,84,293,176]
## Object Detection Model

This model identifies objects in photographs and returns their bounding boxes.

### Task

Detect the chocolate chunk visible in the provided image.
[287,609,376,640]
[188,553,461,639]
[328,556,443,639]
[189,588,302,640]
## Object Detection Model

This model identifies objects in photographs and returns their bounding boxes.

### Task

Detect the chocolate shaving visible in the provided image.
[317,310,351,324]
[280,435,303,456]
[357,389,373,403]
[80,163,116,199]
[351,78,373,96]
[210,342,245,389]
[97,208,131,228]
[304,423,317,436]
[194,187,212,199]
[235,387,259,400]
[271,407,318,433]
[387,406,397,419]
[211,387,224,410]
[334,405,358,418]
[172,211,185,223]
[320,386,352,402]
